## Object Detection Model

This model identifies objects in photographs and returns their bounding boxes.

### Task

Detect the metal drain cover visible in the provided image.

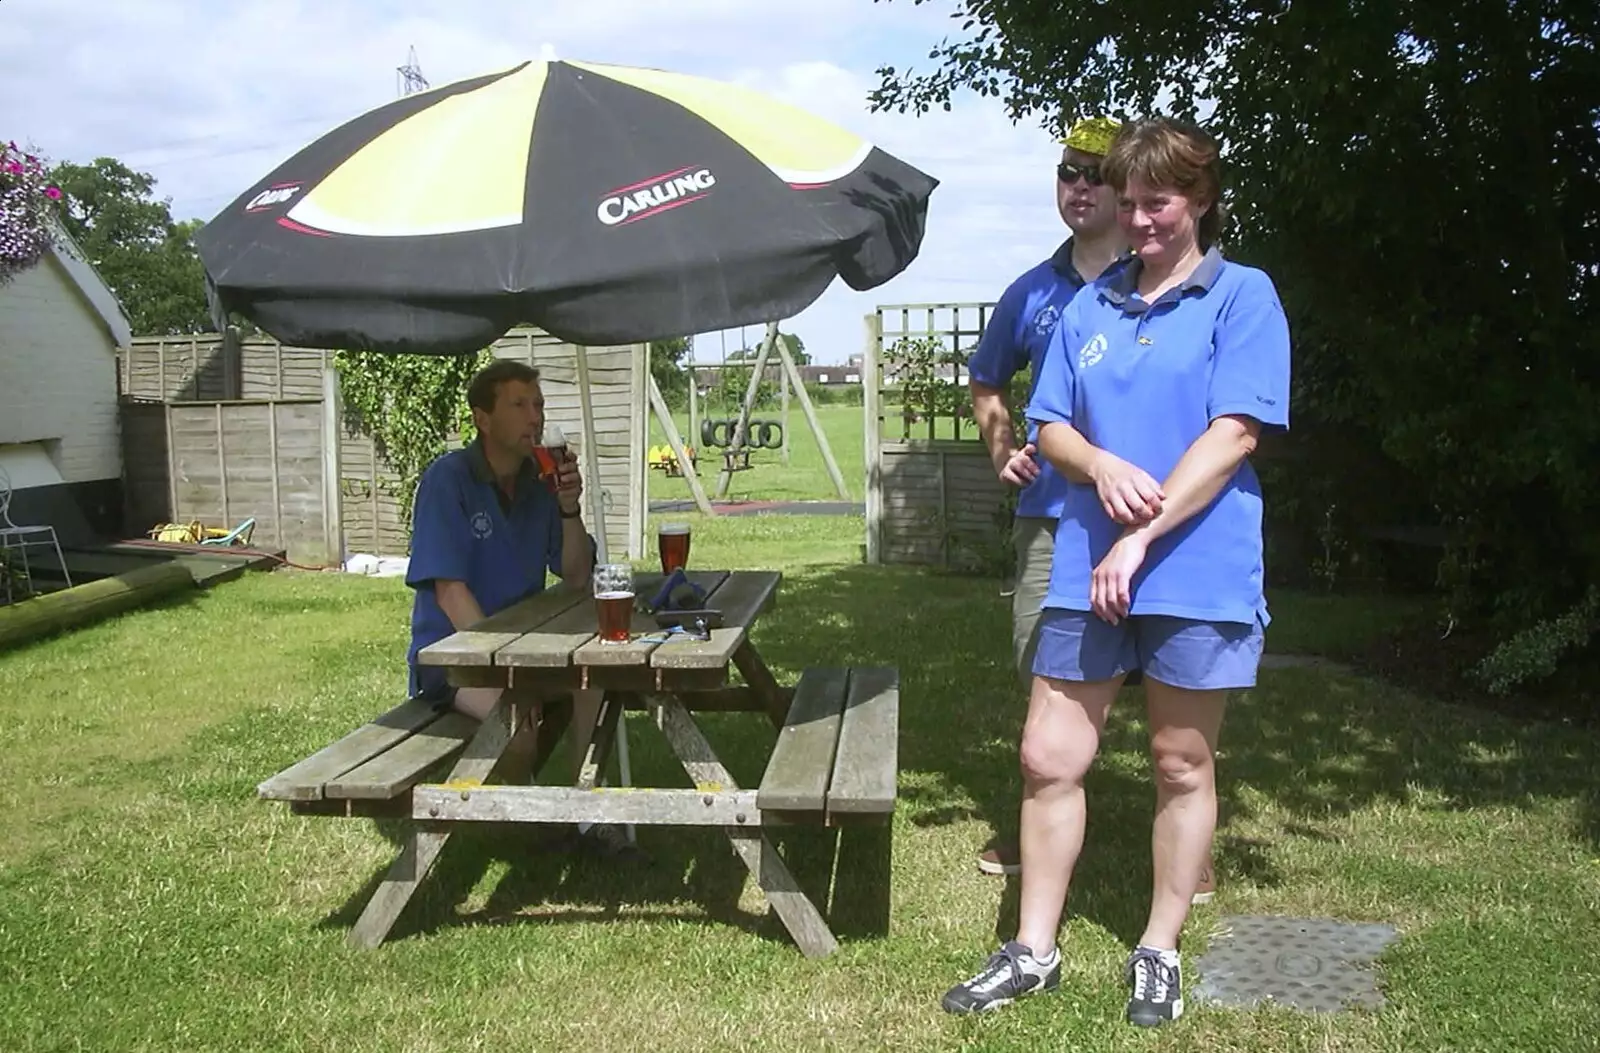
[1193,915,1400,1013]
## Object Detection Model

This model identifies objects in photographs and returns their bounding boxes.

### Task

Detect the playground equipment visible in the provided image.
[700,418,784,451]
[697,417,784,472]
[645,322,849,511]
[647,444,698,477]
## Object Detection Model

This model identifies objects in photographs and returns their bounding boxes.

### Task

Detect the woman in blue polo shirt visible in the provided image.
[942,117,1290,1028]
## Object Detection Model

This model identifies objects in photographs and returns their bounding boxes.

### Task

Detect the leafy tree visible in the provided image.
[715,363,778,412]
[727,330,808,363]
[871,1,1600,682]
[50,157,211,334]
[713,331,807,410]
[784,332,811,365]
[650,336,692,407]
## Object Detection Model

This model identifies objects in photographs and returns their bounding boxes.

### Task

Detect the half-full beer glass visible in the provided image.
[657,521,691,574]
[532,422,567,494]
[593,563,634,644]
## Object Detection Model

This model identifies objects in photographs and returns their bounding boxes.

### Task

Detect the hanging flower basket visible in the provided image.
[0,142,63,288]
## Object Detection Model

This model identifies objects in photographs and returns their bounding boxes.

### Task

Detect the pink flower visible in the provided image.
[4,163,20,175]
[44,187,61,200]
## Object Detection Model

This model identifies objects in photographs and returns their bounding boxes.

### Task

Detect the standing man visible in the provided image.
[967,117,1128,877]
[404,359,618,846]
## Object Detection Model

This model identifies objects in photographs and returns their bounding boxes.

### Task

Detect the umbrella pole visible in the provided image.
[575,345,635,843]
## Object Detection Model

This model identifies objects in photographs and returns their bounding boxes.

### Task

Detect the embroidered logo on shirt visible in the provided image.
[1078,333,1107,369]
[1031,305,1060,337]
[470,511,493,540]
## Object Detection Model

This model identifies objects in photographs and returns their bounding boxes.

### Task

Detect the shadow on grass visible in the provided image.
[315,562,1600,951]
[761,564,1600,944]
[316,709,888,951]
[317,821,775,943]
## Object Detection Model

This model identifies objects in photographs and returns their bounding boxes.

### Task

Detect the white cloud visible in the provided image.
[0,0,1071,362]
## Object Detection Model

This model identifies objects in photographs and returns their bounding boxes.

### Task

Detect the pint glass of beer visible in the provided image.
[532,423,567,494]
[593,563,634,645]
[657,521,691,574]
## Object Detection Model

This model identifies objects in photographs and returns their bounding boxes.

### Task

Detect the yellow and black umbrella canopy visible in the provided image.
[196,59,939,353]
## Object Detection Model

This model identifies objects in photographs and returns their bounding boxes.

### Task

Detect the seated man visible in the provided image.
[404,358,624,851]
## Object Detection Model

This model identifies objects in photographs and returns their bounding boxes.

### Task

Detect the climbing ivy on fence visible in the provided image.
[333,349,494,527]
[882,335,971,440]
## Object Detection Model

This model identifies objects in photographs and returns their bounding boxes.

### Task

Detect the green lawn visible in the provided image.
[1,519,1596,1052]
[647,402,865,504]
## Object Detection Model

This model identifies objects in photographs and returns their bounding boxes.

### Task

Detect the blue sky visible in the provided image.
[0,0,1073,363]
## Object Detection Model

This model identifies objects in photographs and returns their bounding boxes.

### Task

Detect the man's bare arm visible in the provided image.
[971,381,1016,466]
[971,380,1041,487]
[433,579,487,631]
[560,516,595,586]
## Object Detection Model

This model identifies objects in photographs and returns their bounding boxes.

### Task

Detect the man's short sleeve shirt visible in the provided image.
[967,240,1088,520]
[404,442,566,696]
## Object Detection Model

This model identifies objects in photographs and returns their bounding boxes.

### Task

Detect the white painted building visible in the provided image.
[0,228,133,545]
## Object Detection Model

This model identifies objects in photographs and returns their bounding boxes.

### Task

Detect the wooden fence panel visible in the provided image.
[121,335,233,401]
[865,302,1010,570]
[120,327,647,564]
[120,398,331,563]
[337,429,410,558]
[240,343,329,399]
[168,403,228,527]
[272,401,328,557]
[877,441,1009,572]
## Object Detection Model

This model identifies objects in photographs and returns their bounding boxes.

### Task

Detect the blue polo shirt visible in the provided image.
[967,240,1091,520]
[1027,248,1291,625]
[404,440,572,697]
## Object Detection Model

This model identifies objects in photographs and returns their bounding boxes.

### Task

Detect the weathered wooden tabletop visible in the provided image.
[416,570,787,714]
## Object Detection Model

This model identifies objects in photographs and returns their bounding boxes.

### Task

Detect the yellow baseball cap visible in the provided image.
[1059,117,1122,157]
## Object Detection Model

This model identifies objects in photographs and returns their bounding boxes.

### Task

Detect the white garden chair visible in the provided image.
[0,463,72,601]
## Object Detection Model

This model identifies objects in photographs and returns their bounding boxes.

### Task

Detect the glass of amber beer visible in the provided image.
[657,521,691,574]
[593,563,634,644]
[532,423,567,494]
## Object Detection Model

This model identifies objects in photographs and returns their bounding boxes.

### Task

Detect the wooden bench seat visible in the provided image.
[756,666,899,945]
[758,666,899,822]
[257,697,570,809]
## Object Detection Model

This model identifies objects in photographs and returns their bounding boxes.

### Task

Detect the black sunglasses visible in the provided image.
[1057,161,1104,187]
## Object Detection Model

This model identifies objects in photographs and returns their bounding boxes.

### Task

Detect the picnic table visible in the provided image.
[258,570,899,958]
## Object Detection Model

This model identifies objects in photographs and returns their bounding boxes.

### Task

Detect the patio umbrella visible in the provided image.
[194,59,939,353]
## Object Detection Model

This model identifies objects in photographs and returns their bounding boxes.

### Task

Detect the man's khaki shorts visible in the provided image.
[1011,516,1056,690]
